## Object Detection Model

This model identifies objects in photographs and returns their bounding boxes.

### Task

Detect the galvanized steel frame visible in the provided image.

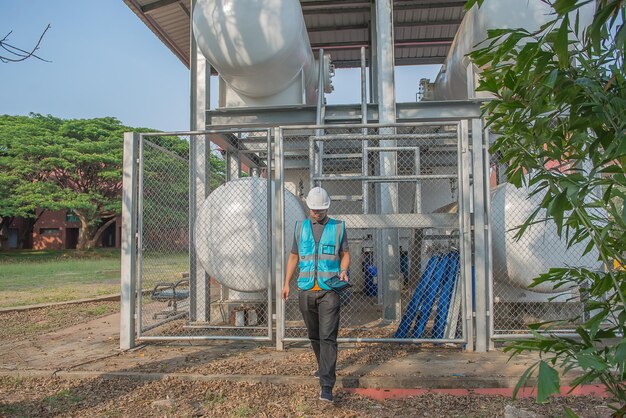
[121,117,493,351]
[133,128,275,343]
[275,121,473,347]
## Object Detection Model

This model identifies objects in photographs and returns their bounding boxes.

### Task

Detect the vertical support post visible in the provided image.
[274,127,285,351]
[314,49,325,189]
[483,128,494,350]
[414,148,422,213]
[375,0,396,125]
[120,132,139,350]
[309,137,315,191]
[369,2,378,104]
[221,150,241,302]
[472,118,488,352]
[361,47,369,215]
[375,0,400,320]
[464,61,494,351]
[459,120,474,352]
[227,151,241,180]
[190,1,211,322]
[266,128,273,342]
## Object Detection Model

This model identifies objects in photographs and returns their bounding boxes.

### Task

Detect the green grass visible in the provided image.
[0,248,120,263]
[0,249,188,308]
[42,388,84,413]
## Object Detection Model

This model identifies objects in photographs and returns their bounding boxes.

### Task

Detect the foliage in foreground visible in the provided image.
[466,0,625,413]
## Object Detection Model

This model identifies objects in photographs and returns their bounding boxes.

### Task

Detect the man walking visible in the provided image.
[282,187,350,403]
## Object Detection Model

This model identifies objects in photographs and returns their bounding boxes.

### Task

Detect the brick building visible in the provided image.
[2,210,121,250]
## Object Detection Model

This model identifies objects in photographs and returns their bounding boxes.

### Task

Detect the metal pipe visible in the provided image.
[283,337,465,343]
[120,132,139,350]
[472,118,487,352]
[313,174,457,181]
[310,133,458,141]
[365,146,430,152]
[459,120,473,352]
[309,137,315,191]
[415,146,422,213]
[275,127,286,350]
[315,48,325,187]
[266,128,273,341]
[484,128,494,350]
[183,325,269,330]
[141,312,188,333]
[134,122,456,138]
[144,141,188,164]
[139,335,272,342]
[310,40,453,51]
[361,46,368,215]
[494,333,581,340]
[136,133,145,338]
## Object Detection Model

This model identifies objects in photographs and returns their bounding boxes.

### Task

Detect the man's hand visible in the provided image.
[339,270,349,282]
[281,285,290,300]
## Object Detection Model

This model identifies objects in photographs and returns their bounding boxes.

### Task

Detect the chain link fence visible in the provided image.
[132,123,471,344]
[279,124,467,343]
[489,154,600,335]
[126,120,603,345]
[137,130,274,340]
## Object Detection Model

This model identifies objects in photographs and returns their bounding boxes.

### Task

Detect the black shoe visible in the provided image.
[319,386,333,402]
[314,370,319,379]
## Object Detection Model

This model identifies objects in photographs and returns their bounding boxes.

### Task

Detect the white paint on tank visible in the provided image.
[491,183,601,293]
[192,0,319,100]
[434,0,595,100]
[194,177,306,292]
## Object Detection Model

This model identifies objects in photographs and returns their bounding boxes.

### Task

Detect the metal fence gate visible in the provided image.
[488,153,595,337]
[134,129,275,342]
[274,123,471,347]
[121,120,487,349]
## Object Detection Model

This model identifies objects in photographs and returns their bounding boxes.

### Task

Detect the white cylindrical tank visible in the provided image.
[192,0,322,100]
[491,183,601,293]
[434,0,595,100]
[194,177,305,292]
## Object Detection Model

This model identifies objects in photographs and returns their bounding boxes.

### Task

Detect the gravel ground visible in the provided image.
[170,343,444,377]
[0,301,119,343]
[0,303,615,417]
[0,376,614,418]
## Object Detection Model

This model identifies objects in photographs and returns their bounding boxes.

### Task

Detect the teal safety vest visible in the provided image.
[296,218,345,291]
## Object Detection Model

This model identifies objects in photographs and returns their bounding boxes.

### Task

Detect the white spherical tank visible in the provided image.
[491,183,601,293]
[194,177,305,292]
[192,0,318,99]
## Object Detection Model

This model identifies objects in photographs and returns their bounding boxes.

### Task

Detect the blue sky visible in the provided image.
[1,1,440,132]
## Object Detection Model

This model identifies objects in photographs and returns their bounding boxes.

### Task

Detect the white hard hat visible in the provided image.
[306,187,331,210]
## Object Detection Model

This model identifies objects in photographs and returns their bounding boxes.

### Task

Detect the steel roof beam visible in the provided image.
[302,1,465,14]
[331,56,446,68]
[142,0,183,13]
[306,18,461,32]
[311,37,453,49]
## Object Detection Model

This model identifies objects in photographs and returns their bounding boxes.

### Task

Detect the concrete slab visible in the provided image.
[0,310,569,390]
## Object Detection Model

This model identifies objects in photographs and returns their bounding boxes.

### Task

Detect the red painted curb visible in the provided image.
[343,385,609,401]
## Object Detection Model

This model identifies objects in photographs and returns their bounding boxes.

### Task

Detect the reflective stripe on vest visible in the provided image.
[296,218,344,291]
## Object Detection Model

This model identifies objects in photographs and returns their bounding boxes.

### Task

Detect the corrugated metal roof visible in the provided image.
[123,0,466,69]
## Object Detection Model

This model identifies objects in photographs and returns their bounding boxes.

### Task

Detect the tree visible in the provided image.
[466,0,625,413]
[0,114,128,249]
[0,114,228,251]
[1,25,51,63]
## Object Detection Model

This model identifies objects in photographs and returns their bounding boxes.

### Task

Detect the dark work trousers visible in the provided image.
[298,290,340,389]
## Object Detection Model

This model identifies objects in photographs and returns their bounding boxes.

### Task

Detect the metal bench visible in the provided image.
[150,279,190,319]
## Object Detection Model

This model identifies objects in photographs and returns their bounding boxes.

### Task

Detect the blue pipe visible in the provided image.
[394,255,439,338]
